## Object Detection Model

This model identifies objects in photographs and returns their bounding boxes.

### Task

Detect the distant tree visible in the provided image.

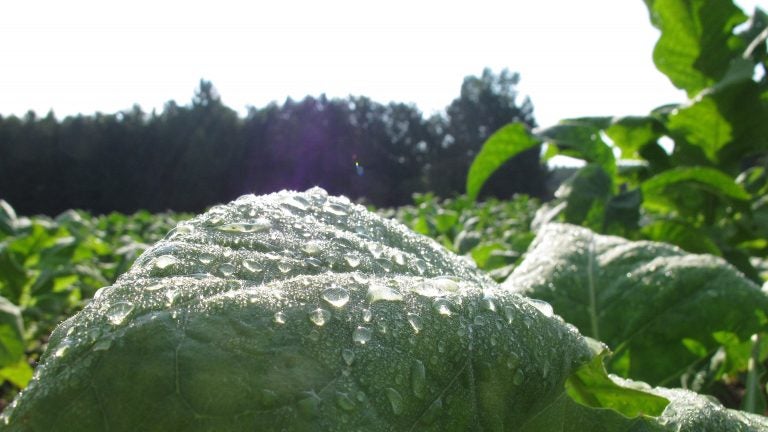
[426,68,547,199]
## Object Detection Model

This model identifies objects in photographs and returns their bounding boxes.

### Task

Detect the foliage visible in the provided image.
[381,193,539,281]
[0,201,183,405]
[466,0,768,418]
[3,190,768,430]
[467,0,768,281]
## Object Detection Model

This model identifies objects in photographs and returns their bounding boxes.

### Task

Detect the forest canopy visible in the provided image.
[0,69,548,215]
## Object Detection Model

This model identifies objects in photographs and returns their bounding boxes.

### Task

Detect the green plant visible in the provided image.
[2,189,767,430]
[0,201,184,405]
[467,0,768,281]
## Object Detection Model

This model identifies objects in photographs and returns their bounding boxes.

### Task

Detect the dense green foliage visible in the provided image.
[3,190,768,430]
[468,0,768,282]
[465,0,768,420]
[0,201,185,406]
[0,70,547,215]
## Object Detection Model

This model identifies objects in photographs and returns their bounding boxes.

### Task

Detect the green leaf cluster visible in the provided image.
[0,201,184,401]
[467,0,768,281]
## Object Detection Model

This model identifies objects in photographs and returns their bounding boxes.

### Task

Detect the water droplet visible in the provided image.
[92,338,112,351]
[307,186,328,206]
[297,392,320,418]
[325,203,349,216]
[321,286,350,308]
[154,255,179,270]
[307,329,320,342]
[529,299,554,317]
[384,388,404,415]
[506,353,520,369]
[432,298,453,316]
[274,312,287,325]
[473,315,486,326]
[437,340,446,353]
[344,254,361,268]
[242,259,262,273]
[53,342,70,358]
[342,348,355,366]
[356,391,366,402]
[165,224,195,240]
[411,360,426,399]
[420,398,443,425]
[513,369,525,385]
[216,218,271,233]
[93,286,110,300]
[376,321,388,334]
[414,281,442,297]
[106,302,134,325]
[481,295,497,312]
[277,262,293,274]
[353,326,372,345]
[282,195,310,212]
[302,241,322,256]
[218,263,236,277]
[503,306,515,324]
[362,308,372,322]
[407,313,423,333]
[165,288,178,306]
[335,392,356,411]
[352,273,368,284]
[198,252,215,265]
[309,308,331,326]
[367,284,403,303]
[367,243,385,259]
[391,252,405,266]
[414,259,427,275]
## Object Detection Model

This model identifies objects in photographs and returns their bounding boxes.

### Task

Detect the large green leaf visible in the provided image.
[1,188,595,431]
[645,0,748,96]
[642,166,751,215]
[466,123,541,200]
[503,223,768,386]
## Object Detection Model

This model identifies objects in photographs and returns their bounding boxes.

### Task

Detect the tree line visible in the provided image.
[0,69,549,215]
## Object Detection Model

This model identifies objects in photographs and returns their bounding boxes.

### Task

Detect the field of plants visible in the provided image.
[0,0,766,430]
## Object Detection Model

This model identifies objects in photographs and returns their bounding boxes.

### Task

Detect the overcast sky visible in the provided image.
[1,0,763,127]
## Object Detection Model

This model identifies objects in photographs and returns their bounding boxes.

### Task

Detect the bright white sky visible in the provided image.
[0,0,763,127]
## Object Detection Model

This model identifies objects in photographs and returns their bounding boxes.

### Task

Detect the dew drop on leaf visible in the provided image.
[513,368,525,385]
[414,259,427,275]
[218,263,236,277]
[503,306,515,324]
[411,359,426,399]
[344,254,361,268]
[342,348,355,366]
[367,283,403,303]
[92,338,112,352]
[367,243,385,259]
[321,286,350,308]
[529,299,554,317]
[309,308,331,326]
[335,392,356,411]
[481,294,497,312]
[384,388,404,415]
[273,312,286,325]
[407,313,423,333]
[353,326,372,345]
[361,308,372,322]
[106,302,134,325]
[242,259,262,273]
[277,262,293,274]
[302,241,322,256]
[154,255,179,270]
[432,298,452,316]
[198,252,215,265]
